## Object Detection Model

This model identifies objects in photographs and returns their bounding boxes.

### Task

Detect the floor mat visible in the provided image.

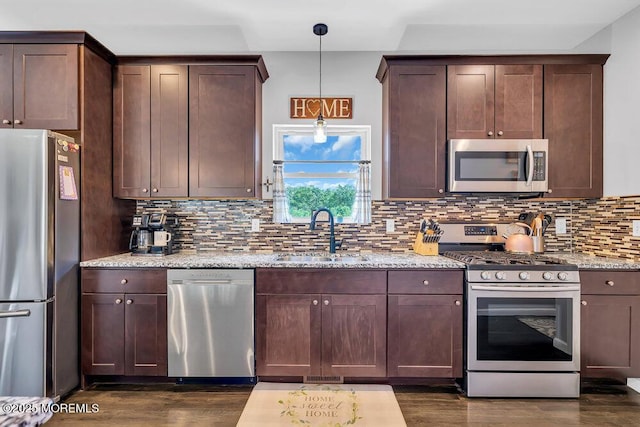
[237,382,407,426]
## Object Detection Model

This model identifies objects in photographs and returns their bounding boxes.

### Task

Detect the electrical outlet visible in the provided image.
[251,218,260,232]
[386,219,395,233]
[555,218,567,234]
[633,220,640,237]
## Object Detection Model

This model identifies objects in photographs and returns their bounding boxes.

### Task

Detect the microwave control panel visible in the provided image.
[533,152,546,181]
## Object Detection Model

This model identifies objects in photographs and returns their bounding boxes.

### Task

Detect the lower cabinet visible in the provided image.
[387,270,464,378]
[256,269,387,378]
[81,268,168,377]
[580,270,640,380]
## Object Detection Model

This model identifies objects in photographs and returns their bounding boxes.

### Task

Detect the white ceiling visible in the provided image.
[1,0,639,54]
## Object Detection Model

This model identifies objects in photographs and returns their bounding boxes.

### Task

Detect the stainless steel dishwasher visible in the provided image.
[167,269,255,378]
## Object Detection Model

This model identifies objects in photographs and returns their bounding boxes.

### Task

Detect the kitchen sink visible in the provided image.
[274,254,370,263]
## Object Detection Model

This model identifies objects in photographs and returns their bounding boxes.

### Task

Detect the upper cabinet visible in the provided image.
[447,64,542,139]
[113,58,267,200]
[381,64,446,198]
[544,64,603,198]
[0,44,78,130]
[114,65,188,198]
[377,55,607,200]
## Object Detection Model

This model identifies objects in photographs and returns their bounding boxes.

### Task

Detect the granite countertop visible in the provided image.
[79,251,466,269]
[79,251,640,270]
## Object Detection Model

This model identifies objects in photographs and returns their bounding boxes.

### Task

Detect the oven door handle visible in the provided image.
[470,285,580,292]
[525,144,534,187]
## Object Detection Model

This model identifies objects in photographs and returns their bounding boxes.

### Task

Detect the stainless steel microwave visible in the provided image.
[447,139,548,193]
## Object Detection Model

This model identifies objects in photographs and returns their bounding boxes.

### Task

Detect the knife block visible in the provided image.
[413,232,439,256]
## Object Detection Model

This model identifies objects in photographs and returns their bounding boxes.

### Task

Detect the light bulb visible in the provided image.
[313,116,327,143]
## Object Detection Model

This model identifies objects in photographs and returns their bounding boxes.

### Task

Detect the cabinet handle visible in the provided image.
[422,280,429,286]
[246,188,252,193]
[152,188,158,193]
[438,189,444,194]
[312,300,318,305]
[115,298,122,304]
[455,300,461,306]
[497,131,504,136]
[142,188,148,193]
[324,300,330,306]
[487,131,493,136]
[605,280,615,287]
[581,300,587,306]
[14,119,22,125]
[2,119,11,125]
[126,299,133,305]
[120,279,128,285]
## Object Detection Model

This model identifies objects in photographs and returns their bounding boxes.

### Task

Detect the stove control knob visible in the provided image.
[480,271,491,280]
[495,271,506,280]
[542,272,553,281]
[557,272,569,281]
[519,272,530,280]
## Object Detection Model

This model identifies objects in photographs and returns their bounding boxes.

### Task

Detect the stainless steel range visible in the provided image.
[440,223,580,398]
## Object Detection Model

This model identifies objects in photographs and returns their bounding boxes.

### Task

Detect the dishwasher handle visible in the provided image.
[173,279,235,285]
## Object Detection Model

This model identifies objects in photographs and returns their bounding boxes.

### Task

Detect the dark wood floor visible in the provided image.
[47,381,640,426]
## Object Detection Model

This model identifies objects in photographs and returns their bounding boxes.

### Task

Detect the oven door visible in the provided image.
[467,284,580,372]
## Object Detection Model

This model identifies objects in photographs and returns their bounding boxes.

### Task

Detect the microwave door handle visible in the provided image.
[525,144,534,187]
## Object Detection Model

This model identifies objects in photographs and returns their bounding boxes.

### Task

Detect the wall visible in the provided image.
[260,51,384,199]
[137,195,640,259]
[603,5,640,196]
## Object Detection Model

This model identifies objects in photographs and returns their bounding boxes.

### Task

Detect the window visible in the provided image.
[272,125,371,224]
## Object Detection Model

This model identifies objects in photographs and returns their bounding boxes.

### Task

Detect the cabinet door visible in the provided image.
[495,65,542,139]
[189,65,257,198]
[0,45,12,128]
[150,65,188,197]
[124,294,168,376]
[113,65,151,198]
[13,44,78,130]
[322,294,387,378]
[388,295,463,378]
[544,64,603,198]
[81,293,125,375]
[447,65,494,139]
[386,65,446,198]
[256,294,322,376]
[581,295,640,380]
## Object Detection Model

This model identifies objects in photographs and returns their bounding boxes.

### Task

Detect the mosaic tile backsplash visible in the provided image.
[137,196,640,260]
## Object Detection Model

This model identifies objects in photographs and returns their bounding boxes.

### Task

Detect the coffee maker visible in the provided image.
[129,213,177,256]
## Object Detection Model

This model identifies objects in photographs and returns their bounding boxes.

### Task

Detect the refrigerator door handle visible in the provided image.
[0,309,31,318]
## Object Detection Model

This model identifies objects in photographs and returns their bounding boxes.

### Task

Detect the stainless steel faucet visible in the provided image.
[309,208,342,253]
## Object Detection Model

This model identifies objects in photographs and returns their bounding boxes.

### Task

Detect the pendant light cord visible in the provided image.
[319,31,323,118]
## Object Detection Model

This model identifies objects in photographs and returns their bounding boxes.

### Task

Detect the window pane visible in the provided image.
[284,162,359,174]
[285,178,356,221]
[284,134,362,161]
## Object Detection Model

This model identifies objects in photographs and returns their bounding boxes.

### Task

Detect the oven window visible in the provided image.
[476,297,573,361]
[456,151,526,181]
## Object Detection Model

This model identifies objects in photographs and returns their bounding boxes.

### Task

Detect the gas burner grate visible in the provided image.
[443,251,570,266]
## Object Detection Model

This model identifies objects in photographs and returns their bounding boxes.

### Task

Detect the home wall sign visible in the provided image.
[290,97,352,119]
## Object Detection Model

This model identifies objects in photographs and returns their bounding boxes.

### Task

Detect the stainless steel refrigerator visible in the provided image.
[0,129,80,398]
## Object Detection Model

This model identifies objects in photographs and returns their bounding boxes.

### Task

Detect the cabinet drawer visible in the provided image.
[82,268,167,294]
[388,270,463,294]
[256,269,386,294]
[581,271,640,295]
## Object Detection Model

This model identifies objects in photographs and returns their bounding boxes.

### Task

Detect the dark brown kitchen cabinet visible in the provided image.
[381,65,446,198]
[0,44,78,129]
[544,64,603,198]
[81,268,168,378]
[189,65,262,198]
[113,65,188,198]
[256,269,387,378]
[387,270,464,378]
[447,64,542,139]
[580,270,640,380]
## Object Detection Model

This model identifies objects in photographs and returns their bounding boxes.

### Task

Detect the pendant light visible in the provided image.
[313,23,328,143]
